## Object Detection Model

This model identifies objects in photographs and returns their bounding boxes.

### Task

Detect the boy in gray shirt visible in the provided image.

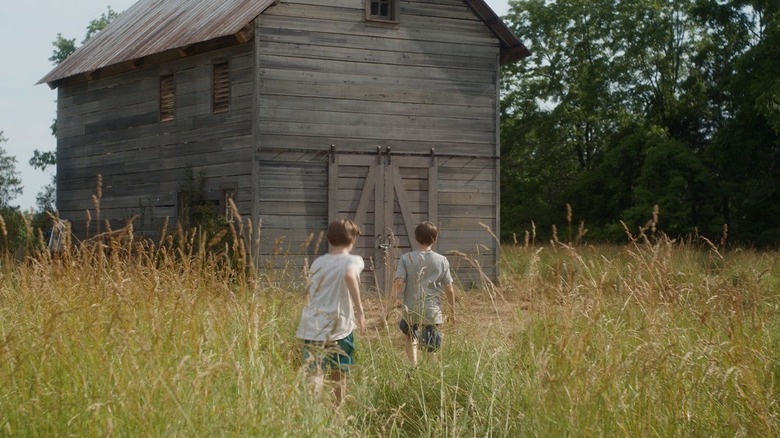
[389,221,455,368]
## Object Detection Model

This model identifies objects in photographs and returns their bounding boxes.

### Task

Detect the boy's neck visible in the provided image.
[417,243,434,252]
[329,244,353,255]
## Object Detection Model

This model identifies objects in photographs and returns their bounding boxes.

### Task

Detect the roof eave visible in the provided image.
[39,0,529,88]
[38,0,274,88]
[465,0,530,65]
[500,46,532,65]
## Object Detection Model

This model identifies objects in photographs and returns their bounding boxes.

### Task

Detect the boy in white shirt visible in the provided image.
[296,218,366,403]
[389,221,455,368]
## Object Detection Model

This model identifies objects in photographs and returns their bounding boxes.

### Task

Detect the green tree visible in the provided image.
[83,6,120,43]
[707,2,780,244]
[29,150,57,214]
[48,34,77,65]
[500,0,776,244]
[590,0,722,235]
[0,132,23,208]
[49,6,120,65]
[0,132,28,255]
[501,0,630,239]
[568,123,650,241]
[503,0,627,171]
[29,149,56,172]
[628,134,718,237]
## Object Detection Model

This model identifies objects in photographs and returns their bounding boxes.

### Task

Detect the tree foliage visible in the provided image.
[83,6,120,43]
[0,132,29,255]
[48,6,119,66]
[0,132,23,209]
[501,0,779,245]
[706,1,780,243]
[48,34,77,65]
[29,149,56,172]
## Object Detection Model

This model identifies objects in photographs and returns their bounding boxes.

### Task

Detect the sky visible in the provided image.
[0,0,512,211]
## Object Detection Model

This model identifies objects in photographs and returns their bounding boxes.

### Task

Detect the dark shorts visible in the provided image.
[399,319,442,352]
[302,332,354,373]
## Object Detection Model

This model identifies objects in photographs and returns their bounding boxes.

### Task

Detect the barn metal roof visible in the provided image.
[40,0,528,87]
[38,0,275,86]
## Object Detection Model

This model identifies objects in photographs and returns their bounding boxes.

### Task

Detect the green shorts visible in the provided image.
[302,332,355,373]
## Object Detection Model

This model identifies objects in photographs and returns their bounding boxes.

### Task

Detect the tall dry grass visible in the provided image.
[1,212,779,436]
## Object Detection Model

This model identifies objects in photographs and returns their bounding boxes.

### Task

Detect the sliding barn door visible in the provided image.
[328,148,437,294]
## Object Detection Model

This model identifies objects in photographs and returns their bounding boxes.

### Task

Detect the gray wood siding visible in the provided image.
[255,0,500,155]
[253,150,498,288]
[436,156,498,285]
[56,43,254,237]
[253,0,502,286]
[255,150,329,265]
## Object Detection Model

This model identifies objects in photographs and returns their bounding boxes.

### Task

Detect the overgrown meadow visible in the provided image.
[1,219,779,436]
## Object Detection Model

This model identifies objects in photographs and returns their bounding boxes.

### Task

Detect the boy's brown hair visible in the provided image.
[327,218,361,246]
[414,221,439,245]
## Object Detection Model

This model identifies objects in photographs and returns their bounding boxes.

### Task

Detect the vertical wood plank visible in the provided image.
[492,53,501,276]
[375,149,386,291]
[392,165,417,245]
[251,17,262,263]
[353,165,376,226]
[383,152,395,295]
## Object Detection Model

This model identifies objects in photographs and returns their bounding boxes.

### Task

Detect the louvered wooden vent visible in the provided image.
[213,62,230,113]
[159,75,175,121]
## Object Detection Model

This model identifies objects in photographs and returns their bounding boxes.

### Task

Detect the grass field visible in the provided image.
[1,226,779,436]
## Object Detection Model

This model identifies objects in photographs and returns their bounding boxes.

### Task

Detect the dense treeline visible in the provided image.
[500,0,779,246]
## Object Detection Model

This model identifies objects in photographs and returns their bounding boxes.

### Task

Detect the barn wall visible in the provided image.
[254,0,501,286]
[255,0,499,154]
[56,43,255,237]
[255,149,330,267]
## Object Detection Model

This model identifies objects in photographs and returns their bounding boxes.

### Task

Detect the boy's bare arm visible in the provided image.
[390,278,405,308]
[345,270,366,334]
[444,283,456,323]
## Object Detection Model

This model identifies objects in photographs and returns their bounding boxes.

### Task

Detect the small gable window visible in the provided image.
[212,62,230,114]
[367,0,399,22]
[159,74,175,122]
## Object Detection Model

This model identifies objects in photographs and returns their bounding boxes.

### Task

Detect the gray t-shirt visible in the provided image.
[394,249,454,325]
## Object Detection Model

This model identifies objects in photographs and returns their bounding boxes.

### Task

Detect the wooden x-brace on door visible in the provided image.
[328,146,438,294]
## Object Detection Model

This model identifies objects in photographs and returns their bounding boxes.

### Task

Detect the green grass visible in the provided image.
[1,233,779,436]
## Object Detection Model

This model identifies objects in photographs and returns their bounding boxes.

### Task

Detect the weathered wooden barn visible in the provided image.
[40,0,529,289]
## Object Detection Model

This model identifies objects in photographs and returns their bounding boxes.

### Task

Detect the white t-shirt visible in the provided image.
[296,253,364,342]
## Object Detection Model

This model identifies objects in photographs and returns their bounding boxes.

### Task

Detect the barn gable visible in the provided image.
[40,0,527,88]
